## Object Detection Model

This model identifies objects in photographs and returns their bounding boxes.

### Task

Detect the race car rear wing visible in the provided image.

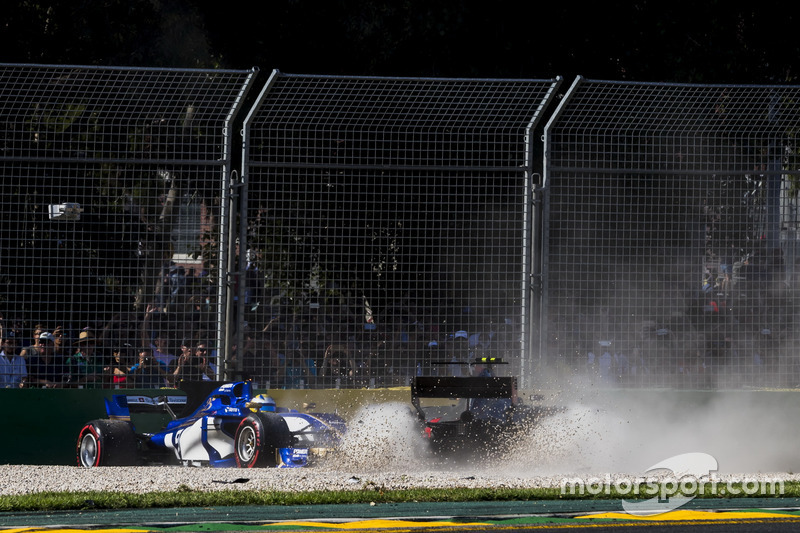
[411,376,518,420]
[412,376,517,399]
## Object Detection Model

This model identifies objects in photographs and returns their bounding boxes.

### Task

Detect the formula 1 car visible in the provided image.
[76,381,346,468]
[411,372,559,459]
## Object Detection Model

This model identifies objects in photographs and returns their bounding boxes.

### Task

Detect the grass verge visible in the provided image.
[2,482,800,512]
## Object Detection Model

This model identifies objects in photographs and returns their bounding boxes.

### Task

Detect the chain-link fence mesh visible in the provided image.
[0,64,257,388]
[541,78,800,388]
[4,66,799,392]
[237,72,561,388]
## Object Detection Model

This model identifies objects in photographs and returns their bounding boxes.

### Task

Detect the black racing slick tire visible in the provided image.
[77,420,140,467]
[234,412,292,468]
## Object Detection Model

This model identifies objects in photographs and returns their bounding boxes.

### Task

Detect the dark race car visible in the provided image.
[76,380,346,468]
[411,372,560,460]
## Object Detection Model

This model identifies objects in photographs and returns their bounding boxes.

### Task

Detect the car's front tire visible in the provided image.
[77,420,140,467]
[234,412,292,467]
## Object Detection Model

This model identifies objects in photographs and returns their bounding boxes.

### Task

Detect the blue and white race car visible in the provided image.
[76,381,346,468]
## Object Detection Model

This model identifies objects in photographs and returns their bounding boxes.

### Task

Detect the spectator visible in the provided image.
[106,344,133,386]
[320,343,349,381]
[469,356,494,377]
[171,341,215,383]
[52,325,68,356]
[65,329,109,387]
[453,330,470,360]
[445,332,469,377]
[615,347,630,382]
[629,346,649,376]
[19,326,48,360]
[25,324,46,351]
[23,332,66,388]
[597,341,614,383]
[585,345,597,374]
[150,333,176,367]
[0,329,26,388]
[422,340,439,376]
[128,348,169,388]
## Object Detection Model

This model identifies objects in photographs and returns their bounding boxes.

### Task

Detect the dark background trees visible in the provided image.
[1,0,798,83]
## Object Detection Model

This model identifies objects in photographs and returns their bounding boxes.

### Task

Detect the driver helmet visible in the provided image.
[250,394,277,412]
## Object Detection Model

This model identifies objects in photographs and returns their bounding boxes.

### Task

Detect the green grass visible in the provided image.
[2,482,800,512]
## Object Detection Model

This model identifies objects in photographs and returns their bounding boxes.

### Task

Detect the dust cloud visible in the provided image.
[330,383,800,477]
[502,379,800,476]
[335,402,430,471]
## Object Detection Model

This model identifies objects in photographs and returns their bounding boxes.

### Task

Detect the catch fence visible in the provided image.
[0,63,258,388]
[2,65,799,391]
[238,71,561,388]
[541,77,800,388]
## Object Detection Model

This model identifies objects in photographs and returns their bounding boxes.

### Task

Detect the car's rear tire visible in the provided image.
[234,412,292,467]
[77,420,140,467]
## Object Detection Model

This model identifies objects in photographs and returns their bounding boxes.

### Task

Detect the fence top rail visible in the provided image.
[0,62,258,75]
[276,71,561,84]
[0,63,259,163]
[248,70,562,131]
[545,76,800,137]
[0,63,257,125]
[580,76,800,90]
[243,71,562,170]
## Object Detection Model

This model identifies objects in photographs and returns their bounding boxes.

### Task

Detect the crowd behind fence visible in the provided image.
[0,299,524,389]
[1,66,799,390]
